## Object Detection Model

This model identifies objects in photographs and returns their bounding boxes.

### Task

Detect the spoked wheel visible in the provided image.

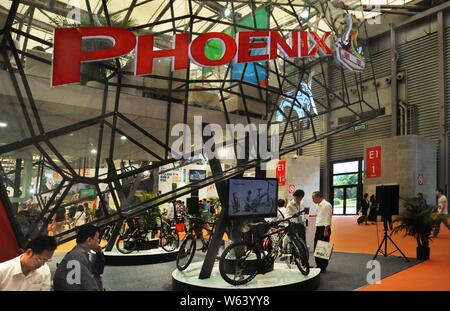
[290,237,310,276]
[176,235,196,271]
[116,234,136,254]
[100,226,112,250]
[161,229,180,252]
[219,241,261,286]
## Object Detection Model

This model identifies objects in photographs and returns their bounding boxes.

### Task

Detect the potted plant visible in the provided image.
[391,197,447,260]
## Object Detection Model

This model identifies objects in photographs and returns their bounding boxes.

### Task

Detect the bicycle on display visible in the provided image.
[247,181,275,212]
[115,217,179,254]
[218,211,309,286]
[176,214,217,271]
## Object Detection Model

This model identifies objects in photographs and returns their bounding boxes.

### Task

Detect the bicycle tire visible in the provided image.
[161,229,180,252]
[290,237,310,276]
[176,235,196,271]
[219,241,261,286]
[116,234,136,254]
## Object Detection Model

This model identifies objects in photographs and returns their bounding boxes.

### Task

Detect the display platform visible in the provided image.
[172,261,320,291]
[104,247,179,266]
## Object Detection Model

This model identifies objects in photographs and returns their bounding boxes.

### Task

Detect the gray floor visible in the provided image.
[49,250,419,291]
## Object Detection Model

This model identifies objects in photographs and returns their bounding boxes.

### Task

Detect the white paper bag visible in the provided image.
[314,240,333,260]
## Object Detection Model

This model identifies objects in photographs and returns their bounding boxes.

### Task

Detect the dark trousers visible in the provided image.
[433,216,450,236]
[314,226,331,270]
[293,222,306,241]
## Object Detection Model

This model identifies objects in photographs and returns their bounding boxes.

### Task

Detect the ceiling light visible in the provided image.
[224,8,231,17]
[120,135,127,141]
[300,10,309,19]
[90,149,97,154]
[0,122,8,127]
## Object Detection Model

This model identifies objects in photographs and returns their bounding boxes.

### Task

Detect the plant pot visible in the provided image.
[416,246,430,260]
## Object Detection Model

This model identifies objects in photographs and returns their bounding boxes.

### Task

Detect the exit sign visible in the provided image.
[354,124,368,132]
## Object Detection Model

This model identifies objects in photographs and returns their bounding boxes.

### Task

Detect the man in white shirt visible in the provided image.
[312,191,333,273]
[166,201,175,221]
[0,236,57,291]
[285,189,306,240]
[433,188,450,237]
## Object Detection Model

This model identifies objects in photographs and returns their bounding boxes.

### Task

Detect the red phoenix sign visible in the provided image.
[51,27,333,86]
[366,146,381,178]
[276,160,286,186]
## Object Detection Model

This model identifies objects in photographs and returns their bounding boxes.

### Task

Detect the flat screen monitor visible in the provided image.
[228,178,278,217]
[189,169,207,182]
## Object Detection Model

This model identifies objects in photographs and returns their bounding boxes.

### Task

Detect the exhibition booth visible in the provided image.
[0,0,449,293]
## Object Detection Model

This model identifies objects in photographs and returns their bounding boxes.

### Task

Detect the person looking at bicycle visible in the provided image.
[286,189,307,241]
[53,224,105,291]
[312,191,333,273]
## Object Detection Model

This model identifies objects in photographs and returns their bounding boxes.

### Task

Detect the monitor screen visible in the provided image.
[189,170,207,181]
[228,178,278,217]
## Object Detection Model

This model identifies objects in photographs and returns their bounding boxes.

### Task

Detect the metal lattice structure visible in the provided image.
[0,0,389,246]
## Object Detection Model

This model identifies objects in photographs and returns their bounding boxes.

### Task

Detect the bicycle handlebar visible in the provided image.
[247,210,306,229]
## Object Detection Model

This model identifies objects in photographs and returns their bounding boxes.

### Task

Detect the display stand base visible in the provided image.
[104,247,178,266]
[172,261,320,291]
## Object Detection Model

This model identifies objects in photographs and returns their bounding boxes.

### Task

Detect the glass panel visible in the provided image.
[333,188,344,215]
[345,187,358,215]
[333,173,358,186]
[333,161,359,174]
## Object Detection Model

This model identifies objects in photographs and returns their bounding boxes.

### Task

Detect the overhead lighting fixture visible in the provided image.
[120,135,127,141]
[224,8,231,17]
[300,10,309,19]
[90,149,97,154]
[0,122,8,127]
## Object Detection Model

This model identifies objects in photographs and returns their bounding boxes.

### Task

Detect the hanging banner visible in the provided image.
[366,146,381,178]
[276,160,286,186]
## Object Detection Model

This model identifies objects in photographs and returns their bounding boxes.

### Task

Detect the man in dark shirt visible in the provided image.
[53,224,105,291]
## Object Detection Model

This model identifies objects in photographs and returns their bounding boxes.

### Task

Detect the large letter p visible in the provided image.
[52,27,136,87]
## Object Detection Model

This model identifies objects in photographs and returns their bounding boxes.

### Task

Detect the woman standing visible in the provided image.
[359,193,370,225]
[73,205,87,227]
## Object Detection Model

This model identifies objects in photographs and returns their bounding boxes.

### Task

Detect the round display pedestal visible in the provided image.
[172,261,320,291]
[104,247,178,266]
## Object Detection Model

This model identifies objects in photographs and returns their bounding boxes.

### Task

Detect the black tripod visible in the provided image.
[373,214,409,262]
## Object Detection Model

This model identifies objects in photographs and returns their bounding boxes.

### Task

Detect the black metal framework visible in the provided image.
[0,0,384,250]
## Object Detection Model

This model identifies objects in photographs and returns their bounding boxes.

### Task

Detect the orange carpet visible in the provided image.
[330,216,450,291]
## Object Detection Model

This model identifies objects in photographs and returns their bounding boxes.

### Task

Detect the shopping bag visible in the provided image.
[314,240,334,260]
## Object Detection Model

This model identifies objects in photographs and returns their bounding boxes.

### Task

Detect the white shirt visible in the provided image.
[0,255,51,291]
[315,199,333,227]
[166,203,175,220]
[74,211,86,226]
[285,199,305,224]
[438,195,448,214]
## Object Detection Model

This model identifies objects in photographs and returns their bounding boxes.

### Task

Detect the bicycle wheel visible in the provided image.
[176,235,196,271]
[161,229,180,252]
[116,233,136,254]
[290,237,310,276]
[219,241,261,286]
